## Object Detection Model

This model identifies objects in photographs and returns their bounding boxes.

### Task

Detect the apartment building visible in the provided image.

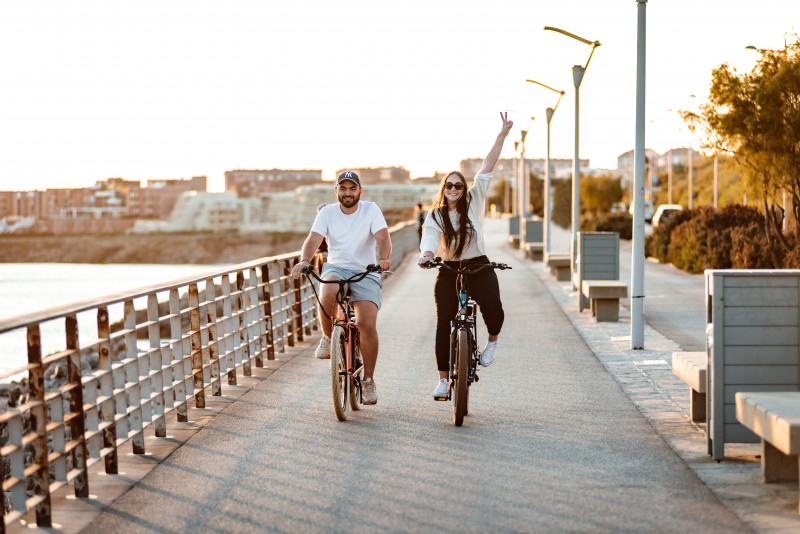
[224,169,322,197]
[334,167,410,184]
[127,176,207,219]
[163,191,262,233]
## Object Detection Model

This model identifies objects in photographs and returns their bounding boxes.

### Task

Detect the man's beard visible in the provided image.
[338,191,360,208]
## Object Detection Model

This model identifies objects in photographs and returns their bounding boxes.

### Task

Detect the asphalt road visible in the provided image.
[618,235,706,351]
[80,219,746,534]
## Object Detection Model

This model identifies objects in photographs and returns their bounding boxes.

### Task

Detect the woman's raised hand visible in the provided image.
[499,111,513,137]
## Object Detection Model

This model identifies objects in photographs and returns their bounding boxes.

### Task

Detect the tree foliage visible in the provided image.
[693,36,800,266]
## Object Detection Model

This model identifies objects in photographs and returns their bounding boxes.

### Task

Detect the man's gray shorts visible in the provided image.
[320,264,382,310]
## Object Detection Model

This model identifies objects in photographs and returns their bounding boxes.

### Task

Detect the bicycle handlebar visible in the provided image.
[301,263,387,285]
[421,257,512,274]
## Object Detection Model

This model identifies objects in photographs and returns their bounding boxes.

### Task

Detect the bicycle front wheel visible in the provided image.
[331,325,350,421]
[453,328,469,426]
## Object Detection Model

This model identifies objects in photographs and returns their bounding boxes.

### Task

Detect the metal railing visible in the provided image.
[0,220,419,531]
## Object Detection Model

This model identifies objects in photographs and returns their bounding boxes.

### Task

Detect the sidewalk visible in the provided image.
[522,246,800,533]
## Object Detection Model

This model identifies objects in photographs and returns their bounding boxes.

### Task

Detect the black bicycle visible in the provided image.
[423,257,511,426]
[302,263,385,421]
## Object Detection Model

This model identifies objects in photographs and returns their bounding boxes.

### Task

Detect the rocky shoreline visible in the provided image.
[0,231,306,264]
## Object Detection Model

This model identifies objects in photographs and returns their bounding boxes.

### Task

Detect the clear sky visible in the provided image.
[1,1,797,192]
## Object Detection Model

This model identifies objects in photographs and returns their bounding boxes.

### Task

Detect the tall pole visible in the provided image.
[688,145,693,209]
[542,26,599,286]
[713,151,718,209]
[667,149,673,204]
[570,65,585,288]
[545,108,554,259]
[512,143,518,217]
[631,0,647,349]
[517,135,528,250]
[526,79,564,261]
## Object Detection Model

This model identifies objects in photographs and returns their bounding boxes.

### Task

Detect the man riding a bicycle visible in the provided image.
[291,171,392,405]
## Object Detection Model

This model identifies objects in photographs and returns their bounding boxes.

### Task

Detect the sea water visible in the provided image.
[0,263,228,377]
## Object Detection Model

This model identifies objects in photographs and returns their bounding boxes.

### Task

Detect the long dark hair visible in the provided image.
[431,171,475,257]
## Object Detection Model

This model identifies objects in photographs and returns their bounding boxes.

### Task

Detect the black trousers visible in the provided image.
[433,255,504,372]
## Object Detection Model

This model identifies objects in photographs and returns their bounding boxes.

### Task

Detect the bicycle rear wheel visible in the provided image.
[349,338,361,411]
[331,325,350,421]
[453,328,469,426]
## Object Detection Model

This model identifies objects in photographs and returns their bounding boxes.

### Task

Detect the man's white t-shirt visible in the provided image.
[311,201,388,276]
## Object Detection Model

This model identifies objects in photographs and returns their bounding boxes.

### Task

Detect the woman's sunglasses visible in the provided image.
[444,182,464,191]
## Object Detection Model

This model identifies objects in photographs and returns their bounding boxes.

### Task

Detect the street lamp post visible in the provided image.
[714,151,718,208]
[688,144,693,209]
[517,129,528,248]
[544,25,601,287]
[667,149,673,204]
[526,79,565,261]
[631,0,648,349]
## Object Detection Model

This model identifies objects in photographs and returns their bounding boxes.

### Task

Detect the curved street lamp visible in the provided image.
[526,79,565,261]
[544,25,601,287]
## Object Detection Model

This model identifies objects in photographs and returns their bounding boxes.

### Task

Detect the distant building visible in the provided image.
[127,176,207,219]
[617,148,698,190]
[161,191,261,233]
[245,182,439,232]
[459,157,588,182]
[335,167,410,184]
[225,169,322,197]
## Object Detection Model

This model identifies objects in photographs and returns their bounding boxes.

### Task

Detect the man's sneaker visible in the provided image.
[362,378,377,405]
[315,336,331,359]
[480,341,498,367]
[432,378,449,400]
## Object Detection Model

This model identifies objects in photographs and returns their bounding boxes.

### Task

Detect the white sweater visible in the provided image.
[420,172,492,261]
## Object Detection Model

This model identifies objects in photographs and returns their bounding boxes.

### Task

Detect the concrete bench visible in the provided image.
[706,269,800,460]
[580,280,627,322]
[672,351,707,421]
[547,254,571,282]
[523,242,543,261]
[736,392,800,501]
[577,232,620,312]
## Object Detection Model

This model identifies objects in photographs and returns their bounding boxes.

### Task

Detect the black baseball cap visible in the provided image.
[336,171,361,187]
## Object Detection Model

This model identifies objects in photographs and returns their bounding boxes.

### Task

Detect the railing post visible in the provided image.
[221,275,237,385]
[293,259,304,342]
[188,283,205,409]
[65,315,90,497]
[250,268,264,367]
[283,260,295,348]
[147,295,167,437]
[262,264,276,361]
[123,301,145,455]
[26,324,52,527]
[206,278,222,396]
[236,271,252,376]
[169,288,189,422]
[96,307,118,473]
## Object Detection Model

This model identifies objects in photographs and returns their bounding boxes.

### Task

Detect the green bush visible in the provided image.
[729,223,774,269]
[581,212,633,240]
[653,205,767,273]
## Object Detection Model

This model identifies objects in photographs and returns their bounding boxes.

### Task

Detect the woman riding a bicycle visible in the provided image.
[419,112,513,400]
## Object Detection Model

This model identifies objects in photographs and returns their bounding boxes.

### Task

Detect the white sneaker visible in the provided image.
[362,378,377,405]
[432,378,449,400]
[480,341,498,367]
[315,336,331,359]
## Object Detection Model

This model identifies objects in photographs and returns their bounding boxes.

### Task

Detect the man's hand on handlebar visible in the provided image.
[291,260,311,279]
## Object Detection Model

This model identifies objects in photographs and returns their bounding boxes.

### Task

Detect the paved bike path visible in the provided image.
[77,219,749,534]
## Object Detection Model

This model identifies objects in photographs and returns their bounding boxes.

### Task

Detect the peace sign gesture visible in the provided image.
[499,111,513,137]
